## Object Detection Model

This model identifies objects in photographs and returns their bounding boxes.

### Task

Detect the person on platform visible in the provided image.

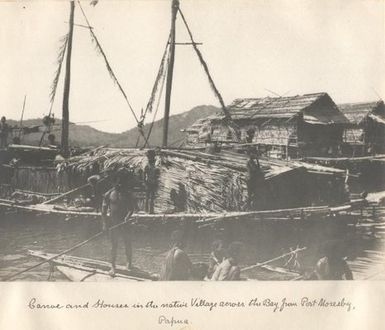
[169,183,188,213]
[87,174,102,212]
[101,169,138,276]
[315,240,353,280]
[144,149,159,214]
[47,134,59,148]
[12,136,21,145]
[0,116,10,149]
[245,127,255,144]
[211,241,245,281]
[160,230,192,281]
[207,239,225,279]
[246,153,265,210]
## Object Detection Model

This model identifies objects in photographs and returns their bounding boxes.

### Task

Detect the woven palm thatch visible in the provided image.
[339,101,385,125]
[64,148,249,213]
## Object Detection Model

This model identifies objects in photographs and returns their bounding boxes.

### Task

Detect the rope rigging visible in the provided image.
[177,7,240,141]
[45,1,239,148]
[77,1,149,144]
[144,34,172,118]
[39,33,68,147]
[142,35,172,148]
[143,4,240,145]
[49,33,69,117]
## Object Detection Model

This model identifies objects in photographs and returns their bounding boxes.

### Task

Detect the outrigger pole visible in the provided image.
[61,0,75,158]
[18,95,27,139]
[162,0,179,147]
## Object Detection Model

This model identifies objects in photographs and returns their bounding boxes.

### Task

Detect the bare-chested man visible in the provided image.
[160,230,192,281]
[101,169,138,276]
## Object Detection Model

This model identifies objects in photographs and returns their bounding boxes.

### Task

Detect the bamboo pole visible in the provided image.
[41,183,90,205]
[19,95,27,139]
[2,211,134,281]
[241,247,307,272]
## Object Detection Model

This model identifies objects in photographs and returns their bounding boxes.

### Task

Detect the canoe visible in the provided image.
[28,250,159,282]
[1,199,365,225]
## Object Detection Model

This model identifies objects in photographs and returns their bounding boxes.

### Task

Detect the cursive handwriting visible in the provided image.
[26,296,355,313]
[28,298,64,309]
[158,315,189,327]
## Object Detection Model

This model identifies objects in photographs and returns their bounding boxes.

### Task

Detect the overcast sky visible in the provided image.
[0,0,384,133]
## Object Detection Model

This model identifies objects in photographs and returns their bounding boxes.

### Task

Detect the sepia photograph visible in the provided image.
[0,0,384,287]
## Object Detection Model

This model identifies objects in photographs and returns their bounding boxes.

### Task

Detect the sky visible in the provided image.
[0,0,384,133]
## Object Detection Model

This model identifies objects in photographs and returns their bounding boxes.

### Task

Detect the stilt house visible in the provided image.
[186,93,348,159]
[338,100,385,155]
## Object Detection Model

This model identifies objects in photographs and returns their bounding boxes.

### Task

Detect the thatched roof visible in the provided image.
[187,93,348,130]
[185,115,218,133]
[228,92,348,124]
[338,100,385,125]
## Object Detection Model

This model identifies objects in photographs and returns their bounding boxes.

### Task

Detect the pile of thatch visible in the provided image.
[63,148,249,213]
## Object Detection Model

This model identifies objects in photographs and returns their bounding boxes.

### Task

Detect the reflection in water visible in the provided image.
[0,205,384,281]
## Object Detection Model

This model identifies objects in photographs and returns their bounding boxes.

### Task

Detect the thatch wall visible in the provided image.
[64,148,248,213]
[11,167,69,194]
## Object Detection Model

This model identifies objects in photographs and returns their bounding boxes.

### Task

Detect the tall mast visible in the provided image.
[61,0,75,157]
[162,0,179,147]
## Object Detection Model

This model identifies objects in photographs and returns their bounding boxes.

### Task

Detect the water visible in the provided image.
[0,205,384,281]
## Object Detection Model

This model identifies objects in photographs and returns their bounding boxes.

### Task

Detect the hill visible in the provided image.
[112,105,219,147]
[6,118,120,147]
[5,105,218,147]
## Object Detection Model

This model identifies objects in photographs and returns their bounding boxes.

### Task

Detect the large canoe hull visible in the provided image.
[28,250,158,282]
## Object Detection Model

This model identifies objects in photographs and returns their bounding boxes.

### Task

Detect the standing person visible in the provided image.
[160,230,192,281]
[144,149,159,214]
[207,239,225,279]
[177,183,187,211]
[245,127,255,144]
[315,240,353,280]
[211,241,245,281]
[246,154,264,210]
[169,183,187,213]
[0,116,10,149]
[47,134,59,149]
[87,174,102,212]
[101,169,138,276]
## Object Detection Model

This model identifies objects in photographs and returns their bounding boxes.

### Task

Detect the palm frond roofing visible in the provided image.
[186,93,350,132]
[227,92,348,124]
[338,101,385,125]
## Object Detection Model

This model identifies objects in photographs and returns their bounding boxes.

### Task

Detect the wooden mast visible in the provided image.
[162,0,179,147]
[61,0,75,157]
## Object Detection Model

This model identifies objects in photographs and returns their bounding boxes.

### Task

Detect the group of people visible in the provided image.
[0,115,59,149]
[95,164,245,280]
[160,235,245,281]
[87,148,352,280]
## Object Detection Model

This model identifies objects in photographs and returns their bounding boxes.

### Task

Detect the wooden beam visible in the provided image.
[162,0,179,147]
[61,1,75,158]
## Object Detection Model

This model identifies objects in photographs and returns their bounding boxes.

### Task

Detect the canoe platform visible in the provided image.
[28,250,158,282]
[1,198,366,226]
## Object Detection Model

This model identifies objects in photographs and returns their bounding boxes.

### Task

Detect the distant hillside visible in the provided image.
[6,118,120,147]
[113,105,219,147]
[5,105,218,147]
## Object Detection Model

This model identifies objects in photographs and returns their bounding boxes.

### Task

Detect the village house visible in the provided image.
[186,93,349,159]
[338,101,385,156]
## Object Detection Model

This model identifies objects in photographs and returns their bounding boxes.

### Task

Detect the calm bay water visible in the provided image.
[0,206,384,281]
